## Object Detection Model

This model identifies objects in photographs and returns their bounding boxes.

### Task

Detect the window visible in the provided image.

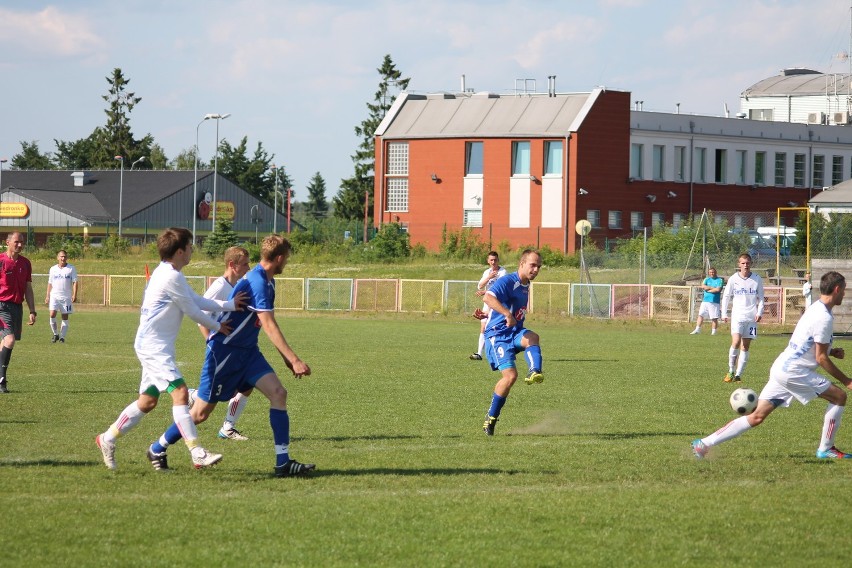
[794,153,806,187]
[672,213,684,229]
[734,215,744,229]
[695,147,706,182]
[755,152,766,185]
[833,155,844,186]
[386,143,409,175]
[386,178,408,212]
[511,141,530,176]
[544,141,563,176]
[651,212,665,226]
[587,210,601,228]
[463,209,482,227]
[630,144,643,179]
[715,149,727,183]
[774,153,786,186]
[753,216,764,229]
[652,145,664,180]
[813,155,825,187]
[465,142,483,176]
[749,109,773,121]
[736,150,746,184]
[608,210,622,229]
[631,211,644,230]
[674,146,686,182]
[714,214,725,224]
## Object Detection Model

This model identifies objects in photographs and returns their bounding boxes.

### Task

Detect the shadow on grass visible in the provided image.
[303,467,527,478]
[0,419,39,424]
[0,459,99,467]
[299,434,461,442]
[548,358,619,362]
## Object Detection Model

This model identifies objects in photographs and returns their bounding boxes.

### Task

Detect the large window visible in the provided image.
[652,145,664,181]
[755,151,766,185]
[714,149,727,183]
[673,213,685,229]
[794,153,806,187]
[387,142,408,175]
[587,210,601,228]
[608,210,622,229]
[651,212,665,226]
[736,150,746,184]
[695,147,706,182]
[386,178,408,212]
[511,141,530,175]
[833,155,844,186]
[463,208,482,227]
[774,152,786,186]
[544,141,563,175]
[630,211,644,230]
[630,144,643,179]
[674,146,686,182]
[465,142,483,176]
[813,155,825,187]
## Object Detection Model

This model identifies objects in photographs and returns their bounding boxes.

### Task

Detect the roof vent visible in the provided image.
[781,68,821,76]
[71,171,91,187]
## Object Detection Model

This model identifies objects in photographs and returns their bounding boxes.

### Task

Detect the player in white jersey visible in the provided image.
[192,246,252,441]
[95,228,246,471]
[693,271,852,459]
[45,250,77,343]
[720,253,764,382]
[470,251,506,360]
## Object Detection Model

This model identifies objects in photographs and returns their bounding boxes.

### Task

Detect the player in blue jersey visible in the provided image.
[146,234,315,476]
[479,249,543,436]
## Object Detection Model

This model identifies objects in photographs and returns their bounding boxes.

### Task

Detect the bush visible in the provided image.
[440,226,488,260]
[362,223,411,262]
[93,235,131,259]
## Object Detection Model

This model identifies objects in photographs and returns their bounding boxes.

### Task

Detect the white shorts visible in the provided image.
[731,319,758,339]
[698,301,720,320]
[760,370,831,407]
[135,348,183,395]
[48,296,73,314]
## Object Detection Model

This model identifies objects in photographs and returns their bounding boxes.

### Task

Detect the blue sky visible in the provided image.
[1,0,851,199]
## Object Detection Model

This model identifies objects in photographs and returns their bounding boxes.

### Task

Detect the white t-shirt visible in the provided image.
[48,264,77,299]
[202,276,234,316]
[721,271,765,323]
[771,300,833,377]
[802,281,813,306]
[134,262,233,356]
[478,265,507,292]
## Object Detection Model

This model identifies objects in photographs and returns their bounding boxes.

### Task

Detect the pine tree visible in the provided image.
[304,172,329,219]
[11,141,54,170]
[335,54,410,220]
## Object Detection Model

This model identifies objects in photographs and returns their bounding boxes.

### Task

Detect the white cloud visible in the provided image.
[0,6,106,62]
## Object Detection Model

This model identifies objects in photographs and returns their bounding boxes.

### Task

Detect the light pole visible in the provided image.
[272,164,278,234]
[211,112,231,232]
[131,156,147,170]
[114,155,124,236]
[0,157,6,205]
[193,114,216,245]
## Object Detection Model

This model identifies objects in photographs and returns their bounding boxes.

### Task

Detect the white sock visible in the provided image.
[711,329,717,335]
[703,415,752,447]
[172,405,199,450]
[818,404,845,452]
[728,347,739,373]
[736,351,750,376]
[477,333,485,355]
[104,400,146,443]
[49,318,58,335]
[224,392,249,429]
[60,320,68,339]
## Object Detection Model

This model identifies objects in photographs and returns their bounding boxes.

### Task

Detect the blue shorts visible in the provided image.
[485,329,531,371]
[196,342,273,403]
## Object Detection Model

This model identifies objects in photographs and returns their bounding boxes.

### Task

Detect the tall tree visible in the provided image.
[171,147,208,171]
[217,136,278,204]
[11,141,54,170]
[304,172,329,219]
[335,54,409,220]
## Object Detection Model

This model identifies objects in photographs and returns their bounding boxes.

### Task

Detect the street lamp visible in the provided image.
[271,164,279,234]
[210,112,231,232]
[131,156,147,170]
[114,156,124,236]
[0,157,7,205]
[193,113,217,244]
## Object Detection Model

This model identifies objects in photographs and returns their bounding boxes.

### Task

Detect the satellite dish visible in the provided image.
[575,220,592,236]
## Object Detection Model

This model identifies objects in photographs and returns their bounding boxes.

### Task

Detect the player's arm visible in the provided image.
[71,269,78,302]
[45,281,52,304]
[25,282,36,325]
[483,291,515,328]
[257,310,310,378]
[720,280,732,321]
[816,342,852,388]
[754,279,765,322]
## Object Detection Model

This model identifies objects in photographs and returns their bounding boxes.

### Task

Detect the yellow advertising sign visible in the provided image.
[216,201,235,220]
[0,202,30,218]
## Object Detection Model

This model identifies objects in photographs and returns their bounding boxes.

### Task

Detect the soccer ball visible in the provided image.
[729,388,758,415]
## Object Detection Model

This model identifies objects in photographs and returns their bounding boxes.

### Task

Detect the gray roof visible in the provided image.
[1,169,212,221]
[742,68,852,97]
[377,91,596,139]
[809,179,852,206]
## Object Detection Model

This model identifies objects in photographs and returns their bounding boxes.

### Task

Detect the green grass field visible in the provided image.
[2,312,851,567]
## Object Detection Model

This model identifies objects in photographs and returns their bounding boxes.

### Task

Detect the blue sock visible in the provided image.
[151,423,182,454]
[487,393,507,418]
[270,408,290,467]
[525,345,542,372]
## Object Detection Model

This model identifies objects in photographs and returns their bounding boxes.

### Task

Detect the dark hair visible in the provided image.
[820,271,846,295]
[260,234,292,262]
[738,253,752,262]
[157,227,193,261]
[487,251,499,259]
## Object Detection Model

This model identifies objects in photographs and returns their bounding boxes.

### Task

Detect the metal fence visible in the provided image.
[42,274,812,324]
